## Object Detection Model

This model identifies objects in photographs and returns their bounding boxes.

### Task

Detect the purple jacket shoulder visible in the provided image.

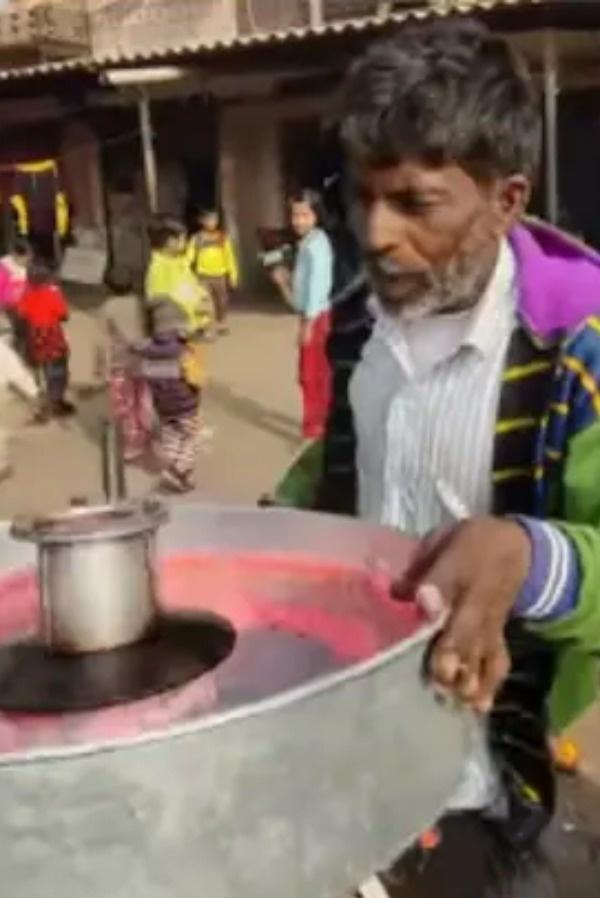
[511,220,600,337]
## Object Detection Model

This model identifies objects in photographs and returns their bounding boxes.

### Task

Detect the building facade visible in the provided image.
[86,0,237,59]
[0,0,596,286]
[0,0,89,67]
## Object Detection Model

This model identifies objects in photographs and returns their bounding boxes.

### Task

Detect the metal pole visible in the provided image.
[138,91,158,214]
[101,419,127,503]
[308,0,323,28]
[543,30,559,225]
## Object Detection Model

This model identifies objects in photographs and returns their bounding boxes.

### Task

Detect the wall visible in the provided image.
[322,0,382,19]
[220,103,285,288]
[235,0,388,33]
[219,93,336,286]
[236,0,307,34]
[0,0,89,64]
[60,122,105,233]
[87,0,237,58]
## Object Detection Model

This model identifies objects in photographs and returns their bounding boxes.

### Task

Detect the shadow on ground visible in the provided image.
[70,385,109,448]
[231,295,293,316]
[207,380,300,447]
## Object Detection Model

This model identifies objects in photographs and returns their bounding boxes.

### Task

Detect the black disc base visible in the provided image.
[0,614,236,713]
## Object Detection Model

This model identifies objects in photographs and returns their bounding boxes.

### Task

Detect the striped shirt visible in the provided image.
[350,240,578,623]
[349,239,580,816]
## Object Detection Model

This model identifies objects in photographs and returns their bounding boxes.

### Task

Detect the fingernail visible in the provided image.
[437,651,462,681]
[416,584,445,620]
[462,674,481,701]
[476,698,493,714]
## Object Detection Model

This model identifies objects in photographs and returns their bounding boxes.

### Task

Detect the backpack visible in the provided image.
[180,341,206,389]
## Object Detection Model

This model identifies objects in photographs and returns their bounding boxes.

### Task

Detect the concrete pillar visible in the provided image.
[59,121,106,245]
[138,93,158,214]
[219,103,286,289]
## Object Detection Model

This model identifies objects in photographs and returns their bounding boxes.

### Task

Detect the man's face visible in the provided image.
[352,160,526,318]
[290,201,318,239]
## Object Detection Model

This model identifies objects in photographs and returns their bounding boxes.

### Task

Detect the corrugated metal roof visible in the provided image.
[0,0,540,82]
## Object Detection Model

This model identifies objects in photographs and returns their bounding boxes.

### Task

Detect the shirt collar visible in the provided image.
[462,238,516,356]
[372,238,516,361]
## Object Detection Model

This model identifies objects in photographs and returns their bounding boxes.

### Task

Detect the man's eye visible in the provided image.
[391,196,435,215]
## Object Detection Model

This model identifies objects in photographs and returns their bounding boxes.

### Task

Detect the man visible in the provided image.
[278,17,600,898]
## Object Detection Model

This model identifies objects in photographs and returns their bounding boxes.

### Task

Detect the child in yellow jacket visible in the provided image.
[146,217,213,337]
[188,209,238,335]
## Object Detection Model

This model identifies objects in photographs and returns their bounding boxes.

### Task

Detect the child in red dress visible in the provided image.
[18,261,74,418]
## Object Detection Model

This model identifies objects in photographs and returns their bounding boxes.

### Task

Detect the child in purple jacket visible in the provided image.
[136,298,204,493]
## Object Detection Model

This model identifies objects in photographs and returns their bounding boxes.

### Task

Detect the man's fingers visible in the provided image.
[427,592,491,702]
[430,646,461,685]
[436,582,498,656]
[473,643,511,713]
[428,617,510,712]
[456,668,483,704]
[400,517,523,712]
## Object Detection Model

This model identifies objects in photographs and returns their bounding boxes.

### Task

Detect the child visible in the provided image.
[98,269,153,462]
[0,238,31,348]
[136,298,205,493]
[145,216,212,338]
[189,208,238,335]
[271,190,333,441]
[17,260,74,418]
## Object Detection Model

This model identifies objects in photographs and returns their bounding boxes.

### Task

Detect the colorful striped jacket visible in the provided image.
[276,219,600,844]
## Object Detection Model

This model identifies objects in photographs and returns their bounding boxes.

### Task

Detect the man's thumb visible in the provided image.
[394,525,457,596]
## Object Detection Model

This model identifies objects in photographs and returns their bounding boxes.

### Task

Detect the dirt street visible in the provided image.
[0,301,302,514]
[0,298,598,895]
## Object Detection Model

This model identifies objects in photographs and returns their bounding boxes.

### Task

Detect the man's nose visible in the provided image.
[364,199,406,256]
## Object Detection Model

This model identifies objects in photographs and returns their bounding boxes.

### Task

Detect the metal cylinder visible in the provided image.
[101,419,127,503]
[11,501,168,654]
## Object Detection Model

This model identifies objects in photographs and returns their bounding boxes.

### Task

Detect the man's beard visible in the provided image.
[369,247,497,322]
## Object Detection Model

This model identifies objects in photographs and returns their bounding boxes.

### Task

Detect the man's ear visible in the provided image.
[496,175,531,226]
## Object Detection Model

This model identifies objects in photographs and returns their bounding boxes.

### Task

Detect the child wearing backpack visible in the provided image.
[188,208,238,335]
[136,297,205,493]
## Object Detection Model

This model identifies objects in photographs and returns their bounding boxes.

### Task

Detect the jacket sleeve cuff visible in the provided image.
[512,517,580,622]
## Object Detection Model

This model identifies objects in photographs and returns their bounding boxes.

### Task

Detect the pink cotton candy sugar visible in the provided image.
[0,549,424,756]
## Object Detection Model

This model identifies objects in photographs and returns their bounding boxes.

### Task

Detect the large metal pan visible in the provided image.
[0,504,473,898]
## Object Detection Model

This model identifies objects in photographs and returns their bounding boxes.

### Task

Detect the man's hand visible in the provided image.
[395,517,531,713]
